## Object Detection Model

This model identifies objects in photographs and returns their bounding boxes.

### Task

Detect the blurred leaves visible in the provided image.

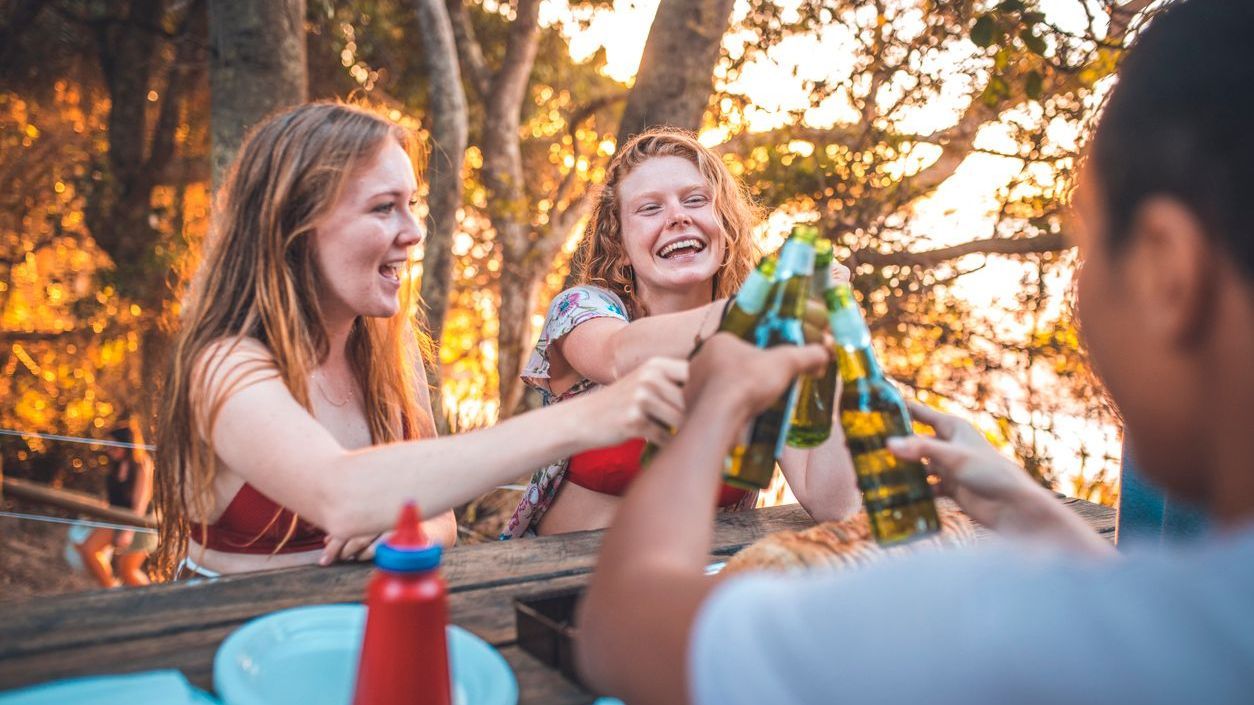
[0,0,1155,505]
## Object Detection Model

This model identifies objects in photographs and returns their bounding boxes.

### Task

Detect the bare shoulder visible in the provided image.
[190,336,281,407]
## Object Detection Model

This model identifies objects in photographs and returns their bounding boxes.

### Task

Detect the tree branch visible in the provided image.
[855,232,1069,269]
[444,0,489,101]
[487,0,541,119]
[549,92,625,210]
[712,124,866,156]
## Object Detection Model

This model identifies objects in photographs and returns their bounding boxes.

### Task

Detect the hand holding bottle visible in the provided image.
[577,356,688,447]
[886,401,1114,555]
[686,334,830,427]
[885,401,1045,529]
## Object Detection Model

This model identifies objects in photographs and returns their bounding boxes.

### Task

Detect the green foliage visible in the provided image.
[0,0,1152,502]
[709,0,1148,491]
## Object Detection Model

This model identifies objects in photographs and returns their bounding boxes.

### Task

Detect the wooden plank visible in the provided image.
[0,499,1116,660]
[502,645,596,705]
[2,477,154,529]
[0,621,228,692]
[0,504,816,660]
[0,499,1116,698]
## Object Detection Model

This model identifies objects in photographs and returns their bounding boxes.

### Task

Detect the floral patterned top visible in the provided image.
[500,286,629,539]
[500,285,757,540]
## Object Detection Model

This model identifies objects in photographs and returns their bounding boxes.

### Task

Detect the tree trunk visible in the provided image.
[496,259,539,416]
[208,0,308,187]
[80,1,205,434]
[615,0,735,146]
[474,0,542,417]
[412,0,469,429]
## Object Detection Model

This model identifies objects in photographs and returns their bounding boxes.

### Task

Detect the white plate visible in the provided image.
[214,604,517,705]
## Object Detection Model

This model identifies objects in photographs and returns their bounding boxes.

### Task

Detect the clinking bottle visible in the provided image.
[352,502,452,705]
[639,253,779,467]
[723,225,818,490]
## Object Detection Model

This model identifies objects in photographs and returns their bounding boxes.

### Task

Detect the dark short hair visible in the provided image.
[1091,0,1253,279]
[107,426,134,445]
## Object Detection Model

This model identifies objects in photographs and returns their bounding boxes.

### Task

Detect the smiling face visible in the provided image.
[311,138,422,324]
[616,156,726,303]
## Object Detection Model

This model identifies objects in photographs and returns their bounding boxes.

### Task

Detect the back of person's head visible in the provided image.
[578,127,761,317]
[1083,0,1254,509]
[105,425,138,462]
[154,102,433,577]
[1091,0,1253,280]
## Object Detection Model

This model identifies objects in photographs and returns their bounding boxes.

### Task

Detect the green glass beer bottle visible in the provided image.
[717,254,778,341]
[786,238,837,448]
[723,225,818,490]
[829,284,940,545]
[639,254,778,466]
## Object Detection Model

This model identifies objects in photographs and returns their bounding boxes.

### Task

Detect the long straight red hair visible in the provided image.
[153,102,435,577]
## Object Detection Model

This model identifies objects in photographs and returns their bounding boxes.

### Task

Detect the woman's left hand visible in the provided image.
[320,532,383,565]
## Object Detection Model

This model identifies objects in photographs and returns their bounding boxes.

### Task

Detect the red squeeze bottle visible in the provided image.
[352,502,452,705]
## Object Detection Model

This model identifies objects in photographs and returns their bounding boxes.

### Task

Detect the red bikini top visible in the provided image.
[190,483,326,554]
[567,438,750,507]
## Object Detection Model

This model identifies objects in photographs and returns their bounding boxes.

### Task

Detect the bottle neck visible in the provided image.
[778,239,815,280]
[770,239,816,321]
[829,300,883,382]
[811,260,832,298]
[835,343,883,383]
[732,268,773,316]
[776,273,809,321]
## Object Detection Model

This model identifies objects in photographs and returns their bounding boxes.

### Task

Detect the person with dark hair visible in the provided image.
[575,1,1254,703]
[72,426,156,587]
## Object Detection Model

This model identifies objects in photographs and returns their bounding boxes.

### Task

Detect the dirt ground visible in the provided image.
[0,496,101,601]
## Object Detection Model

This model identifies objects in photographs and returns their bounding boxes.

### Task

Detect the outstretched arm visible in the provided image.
[577,336,830,705]
[195,340,688,538]
[556,301,725,385]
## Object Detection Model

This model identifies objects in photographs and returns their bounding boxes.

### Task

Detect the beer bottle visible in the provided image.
[723,225,818,490]
[640,254,778,466]
[786,238,837,448]
[716,254,778,341]
[829,284,940,545]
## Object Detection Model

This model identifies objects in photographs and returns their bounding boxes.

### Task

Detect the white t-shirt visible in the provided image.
[690,529,1254,705]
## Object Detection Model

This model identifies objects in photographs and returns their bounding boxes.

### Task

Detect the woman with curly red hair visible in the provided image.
[503,127,860,538]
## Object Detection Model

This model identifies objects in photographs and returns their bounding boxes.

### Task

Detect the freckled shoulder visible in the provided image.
[189,337,282,431]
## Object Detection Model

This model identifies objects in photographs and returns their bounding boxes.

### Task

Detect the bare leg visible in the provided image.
[75,528,120,588]
[115,551,150,586]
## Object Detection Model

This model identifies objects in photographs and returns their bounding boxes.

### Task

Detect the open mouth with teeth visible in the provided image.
[656,238,707,259]
[378,263,402,283]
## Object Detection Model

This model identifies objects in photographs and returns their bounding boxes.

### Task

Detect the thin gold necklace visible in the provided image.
[313,370,355,407]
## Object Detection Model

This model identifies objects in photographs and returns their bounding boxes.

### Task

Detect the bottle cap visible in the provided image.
[374,501,443,573]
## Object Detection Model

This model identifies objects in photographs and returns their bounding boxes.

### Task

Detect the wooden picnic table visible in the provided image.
[0,498,1115,703]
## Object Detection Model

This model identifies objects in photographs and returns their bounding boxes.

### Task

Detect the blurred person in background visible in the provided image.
[72,426,155,587]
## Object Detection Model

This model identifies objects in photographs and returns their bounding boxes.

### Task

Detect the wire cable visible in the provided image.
[0,510,156,533]
[0,428,155,451]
